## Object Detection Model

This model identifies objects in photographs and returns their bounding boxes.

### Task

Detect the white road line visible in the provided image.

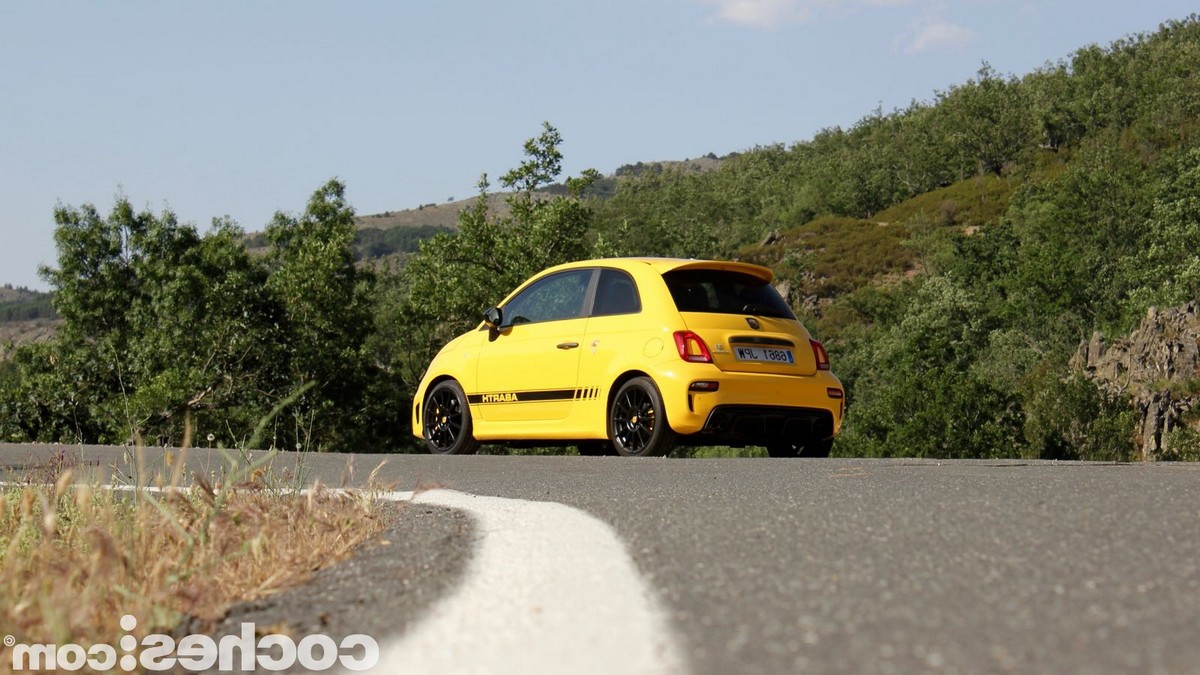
[3,479,684,672]
[366,489,687,675]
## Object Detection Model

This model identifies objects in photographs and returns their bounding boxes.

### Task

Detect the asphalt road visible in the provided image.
[3,444,1199,674]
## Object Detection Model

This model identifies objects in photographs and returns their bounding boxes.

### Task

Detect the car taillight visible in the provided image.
[674,331,713,363]
[811,339,830,371]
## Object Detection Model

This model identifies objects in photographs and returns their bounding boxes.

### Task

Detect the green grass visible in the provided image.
[740,215,915,298]
[1161,426,1200,462]
[1148,378,1200,400]
[873,174,1014,230]
[736,173,1017,313]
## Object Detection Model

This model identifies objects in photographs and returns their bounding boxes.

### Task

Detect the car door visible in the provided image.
[578,267,644,397]
[473,268,594,423]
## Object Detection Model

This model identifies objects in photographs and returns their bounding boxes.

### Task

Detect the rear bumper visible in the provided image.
[653,363,845,440]
[700,405,835,444]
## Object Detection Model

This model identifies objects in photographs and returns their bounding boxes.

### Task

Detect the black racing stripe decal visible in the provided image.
[520,389,579,402]
[467,389,576,405]
[468,387,602,405]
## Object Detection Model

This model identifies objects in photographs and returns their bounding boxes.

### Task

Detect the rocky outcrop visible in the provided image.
[1073,302,1200,459]
[774,277,828,315]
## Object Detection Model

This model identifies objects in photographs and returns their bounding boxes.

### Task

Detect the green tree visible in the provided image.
[0,342,99,444]
[29,200,140,441]
[375,123,602,433]
[1,180,387,451]
[836,276,1024,458]
[398,123,600,337]
[123,216,285,446]
[1001,133,1152,332]
[1021,371,1137,461]
[1023,63,1086,150]
[6,199,287,444]
[263,179,381,451]
[1122,146,1200,317]
[936,63,1038,176]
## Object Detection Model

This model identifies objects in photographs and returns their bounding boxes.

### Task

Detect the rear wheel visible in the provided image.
[767,436,833,458]
[609,377,676,457]
[423,380,479,455]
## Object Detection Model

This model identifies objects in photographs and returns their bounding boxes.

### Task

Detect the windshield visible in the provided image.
[662,269,795,320]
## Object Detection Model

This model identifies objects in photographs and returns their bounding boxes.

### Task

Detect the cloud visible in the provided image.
[702,0,913,31]
[704,0,812,30]
[897,16,977,53]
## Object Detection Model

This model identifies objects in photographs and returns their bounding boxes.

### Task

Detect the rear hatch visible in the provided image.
[663,265,817,377]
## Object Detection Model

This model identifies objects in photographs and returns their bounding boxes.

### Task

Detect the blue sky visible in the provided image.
[1,1,1195,289]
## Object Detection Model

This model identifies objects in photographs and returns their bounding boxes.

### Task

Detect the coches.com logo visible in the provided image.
[6,615,379,672]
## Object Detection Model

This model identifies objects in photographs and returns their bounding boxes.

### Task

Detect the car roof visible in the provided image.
[546,257,775,283]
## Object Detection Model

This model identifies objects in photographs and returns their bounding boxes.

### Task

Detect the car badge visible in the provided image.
[746,317,761,330]
[713,344,727,353]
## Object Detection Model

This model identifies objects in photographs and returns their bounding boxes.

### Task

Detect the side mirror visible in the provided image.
[482,306,503,328]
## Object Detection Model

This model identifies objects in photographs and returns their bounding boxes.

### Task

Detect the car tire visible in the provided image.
[609,377,676,457]
[767,436,833,458]
[423,380,480,455]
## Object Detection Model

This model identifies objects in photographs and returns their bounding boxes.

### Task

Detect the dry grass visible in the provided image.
[353,193,508,231]
[0,454,390,670]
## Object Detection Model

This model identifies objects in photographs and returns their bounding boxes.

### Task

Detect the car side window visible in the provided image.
[502,269,592,325]
[591,269,641,317]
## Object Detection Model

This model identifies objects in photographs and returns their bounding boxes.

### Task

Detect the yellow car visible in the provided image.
[411,258,844,457]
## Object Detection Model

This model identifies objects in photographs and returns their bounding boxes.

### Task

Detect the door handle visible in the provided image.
[557,342,580,350]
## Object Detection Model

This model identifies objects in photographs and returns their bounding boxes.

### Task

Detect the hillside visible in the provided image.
[0,286,55,324]
[0,285,47,305]
[0,318,59,360]
[735,174,1015,326]
[0,287,58,361]
[234,154,732,266]
[356,193,508,230]
[579,16,1200,460]
[4,16,1199,460]
[345,155,722,232]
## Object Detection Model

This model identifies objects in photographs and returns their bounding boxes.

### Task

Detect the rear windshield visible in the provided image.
[663,269,795,319]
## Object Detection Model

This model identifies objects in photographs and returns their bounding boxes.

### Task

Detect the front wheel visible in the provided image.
[609,377,676,457]
[767,436,833,458]
[423,380,480,455]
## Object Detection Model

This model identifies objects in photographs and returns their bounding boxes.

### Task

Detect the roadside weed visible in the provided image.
[0,455,391,671]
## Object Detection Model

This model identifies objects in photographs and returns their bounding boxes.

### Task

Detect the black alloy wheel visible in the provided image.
[423,380,480,455]
[609,377,676,457]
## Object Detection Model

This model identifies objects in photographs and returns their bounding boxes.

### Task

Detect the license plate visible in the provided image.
[733,346,794,364]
